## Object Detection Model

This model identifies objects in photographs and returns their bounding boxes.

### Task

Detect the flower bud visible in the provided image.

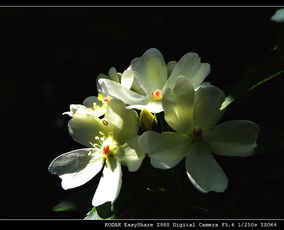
[139,108,158,131]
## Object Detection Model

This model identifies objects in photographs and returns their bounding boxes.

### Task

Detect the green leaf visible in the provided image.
[52,184,95,213]
[189,204,210,213]
[221,69,284,110]
[53,201,77,212]
[84,206,116,220]
[95,202,115,219]
[84,207,101,220]
[146,187,166,192]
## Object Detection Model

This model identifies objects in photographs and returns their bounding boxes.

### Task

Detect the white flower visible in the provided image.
[139,76,259,193]
[98,48,210,113]
[49,98,145,207]
[96,66,133,92]
[63,94,111,118]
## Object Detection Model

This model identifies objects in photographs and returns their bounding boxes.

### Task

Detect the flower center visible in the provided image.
[91,132,118,159]
[102,145,110,155]
[192,129,203,142]
[101,135,119,159]
[98,94,111,104]
[151,89,162,100]
[102,97,111,104]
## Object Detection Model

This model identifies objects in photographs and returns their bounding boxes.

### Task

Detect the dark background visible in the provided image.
[1,6,284,219]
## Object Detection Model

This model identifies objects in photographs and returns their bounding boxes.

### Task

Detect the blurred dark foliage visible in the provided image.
[0,7,284,219]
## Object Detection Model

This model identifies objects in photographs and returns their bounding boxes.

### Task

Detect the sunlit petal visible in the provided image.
[121,69,134,89]
[106,98,139,144]
[126,100,163,113]
[163,76,195,133]
[164,52,209,90]
[130,48,167,95]
[186,143,228,193]
[68,113,107,147]
[92,159,122,207]
[48,148,104,190]
[98,78,148,105]
[63,104,88,117]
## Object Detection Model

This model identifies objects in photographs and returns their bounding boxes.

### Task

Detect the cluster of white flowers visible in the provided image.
[49,48,259,208]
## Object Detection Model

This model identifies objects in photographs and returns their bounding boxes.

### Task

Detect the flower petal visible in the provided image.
[193,83,226,132]
[96,73,109,93]
[63,104,88,117]
[96,67,120,93]
[204,120,260,157]
[130,48,167,95]
[139,131,190,169]
[164,52,209,90]
[92,159,122,207]
[186,143,228,193]
[68,113,107,147]
[82,96,106,117]
[48,148,104,190]
[64,103,105,118]
[166,60,177,76]
[190,63,210,88]
[121,69,134,89]
[98,78,148,105]
[117,136,146,172]
[106,98,139,144]
[162,76,195,133]
[108,67,120,83]
[126,100,163,113]
[83,96,101,108]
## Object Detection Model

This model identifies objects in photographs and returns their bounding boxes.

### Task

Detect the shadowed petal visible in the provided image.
[83,96,103,108]
[139,131,190,169]
[193,83,226,132]
[118,136,146,172]
[204,120,259,157]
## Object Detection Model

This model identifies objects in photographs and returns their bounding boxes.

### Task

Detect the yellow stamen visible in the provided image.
[98,94,111,104]
[102,119,108,126]
[151,89,162,100]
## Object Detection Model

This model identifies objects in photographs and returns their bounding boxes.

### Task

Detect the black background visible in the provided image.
[1,6,284,219]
